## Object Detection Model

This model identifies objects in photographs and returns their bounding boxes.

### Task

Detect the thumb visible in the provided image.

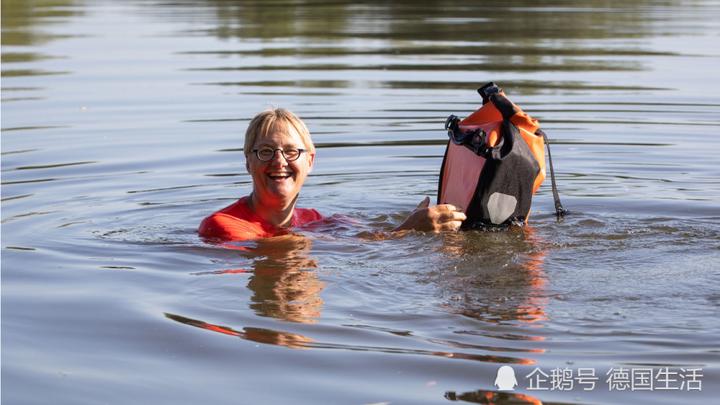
[416,196,430,210]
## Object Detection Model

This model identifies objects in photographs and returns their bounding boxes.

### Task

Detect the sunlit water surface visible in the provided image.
[2,1,719,404]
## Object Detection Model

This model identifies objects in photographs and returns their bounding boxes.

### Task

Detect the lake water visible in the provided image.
[2,1,719,404]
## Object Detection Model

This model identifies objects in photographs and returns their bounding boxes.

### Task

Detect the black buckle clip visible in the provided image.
[478,82,501,104]
[446,114,489,156]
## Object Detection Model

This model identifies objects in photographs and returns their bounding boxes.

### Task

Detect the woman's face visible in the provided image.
[247,123,314,209]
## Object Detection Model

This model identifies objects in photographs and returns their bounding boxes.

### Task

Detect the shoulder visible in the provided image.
[199,198,268,241]
[215,196,251,217]
[294,207,324,225]
[198,212,256,240]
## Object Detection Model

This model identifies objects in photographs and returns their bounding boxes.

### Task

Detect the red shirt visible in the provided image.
[198,196,323,241]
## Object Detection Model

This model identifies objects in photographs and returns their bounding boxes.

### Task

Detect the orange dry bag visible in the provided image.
[437,82,566,228]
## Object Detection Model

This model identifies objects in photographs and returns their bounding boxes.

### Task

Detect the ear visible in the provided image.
[307,152,315,172]
[245,159,250,173]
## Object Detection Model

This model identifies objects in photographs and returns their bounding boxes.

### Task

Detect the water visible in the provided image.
[2,1,719,404]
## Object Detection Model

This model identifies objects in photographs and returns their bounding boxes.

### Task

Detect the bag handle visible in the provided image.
[538,129,568,219]
[481,82,568,219]
[478,82,518,120]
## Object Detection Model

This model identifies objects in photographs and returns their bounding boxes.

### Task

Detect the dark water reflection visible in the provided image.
[434,229,550,325]
[3,0,720,404]
[208,235,324,324]
[161,0,683,40]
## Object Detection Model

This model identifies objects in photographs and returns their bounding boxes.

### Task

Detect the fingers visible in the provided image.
[434,203,461,213]
[428,205,466,232]
[394,200,466,233]
[436,210,466,222]
[438,221,463,231]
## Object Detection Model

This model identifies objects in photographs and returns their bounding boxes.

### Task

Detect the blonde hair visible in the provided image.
[243,108,314,155]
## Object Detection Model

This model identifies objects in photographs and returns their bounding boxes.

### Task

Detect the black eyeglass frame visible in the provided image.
[251,147,307,162]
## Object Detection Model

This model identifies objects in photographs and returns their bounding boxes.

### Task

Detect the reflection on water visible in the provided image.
[248,262,324,324]
[210,234,324,324]
[445,389,543,405]
[3,0,720,404]
[436,228,549,326]
[1,0,80,46]
[165,313,315,350]
[135,0,698,101]
[170,235,322,348]
[166,0,672,41]
[1,0,78,81]
[165,311,538,365]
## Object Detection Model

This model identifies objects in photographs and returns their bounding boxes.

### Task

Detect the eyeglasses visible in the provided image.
[251,147,306,162]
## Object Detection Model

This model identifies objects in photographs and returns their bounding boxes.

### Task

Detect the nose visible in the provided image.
[269,149,288,164]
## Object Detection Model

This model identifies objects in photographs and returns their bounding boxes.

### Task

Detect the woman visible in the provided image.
[199,108,465,241]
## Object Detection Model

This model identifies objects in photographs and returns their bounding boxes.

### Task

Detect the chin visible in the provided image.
[266,190,299,204]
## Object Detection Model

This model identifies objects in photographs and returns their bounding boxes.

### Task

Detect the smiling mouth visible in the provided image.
[267,173,293,181]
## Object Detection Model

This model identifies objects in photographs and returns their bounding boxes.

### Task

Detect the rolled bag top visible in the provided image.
[452,82,546,194]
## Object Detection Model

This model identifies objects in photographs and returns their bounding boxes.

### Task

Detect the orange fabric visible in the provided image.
[511,111,546,193]
[199,196,322,241]
[458,99,546,194]
[459,99,503,125]
[459,99,503,147]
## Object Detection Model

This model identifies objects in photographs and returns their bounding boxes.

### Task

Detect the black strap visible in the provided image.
[478,82,500,104]
[538,129,567,219]
[489,93,518,121]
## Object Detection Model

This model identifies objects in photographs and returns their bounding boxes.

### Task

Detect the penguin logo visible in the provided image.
[494,365,518,391]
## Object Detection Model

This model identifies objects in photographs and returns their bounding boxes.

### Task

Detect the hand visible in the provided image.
[394,197,466,233]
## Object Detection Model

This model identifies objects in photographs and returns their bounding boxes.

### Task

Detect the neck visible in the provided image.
[249,192,298,228]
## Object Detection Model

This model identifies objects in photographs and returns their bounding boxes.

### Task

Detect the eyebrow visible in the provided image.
[256,143,304,149]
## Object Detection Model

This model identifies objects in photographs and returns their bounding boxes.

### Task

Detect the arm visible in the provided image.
[393,196,466,233]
